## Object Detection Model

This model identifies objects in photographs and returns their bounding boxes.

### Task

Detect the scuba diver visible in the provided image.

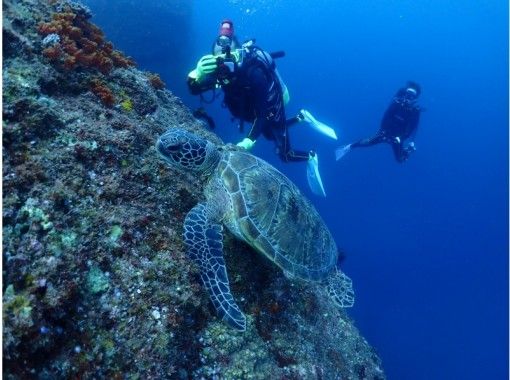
[187,19,337,197]
[335,82,423,163]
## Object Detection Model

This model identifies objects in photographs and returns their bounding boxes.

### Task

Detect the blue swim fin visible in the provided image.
[300,109,338,140]
[335,144,352,161]
[307,153,326,197]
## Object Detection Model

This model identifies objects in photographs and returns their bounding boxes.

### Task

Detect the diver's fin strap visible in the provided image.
[327,268,355,308]
[183,203,246,331]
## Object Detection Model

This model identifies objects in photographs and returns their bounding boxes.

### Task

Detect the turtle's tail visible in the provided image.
[326,268,355,308]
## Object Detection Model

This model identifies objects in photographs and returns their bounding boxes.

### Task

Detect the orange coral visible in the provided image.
[74,50,89,66]
[63,55,76,70]
[67,26,82,39]
[38,6,135,75]
[37,23,59,35]
[62,40,78,55]
[111,50,135,68]
[147,73,165,90]
[93,54,113,75]
[102,42,113,55]
[90,78,115,107]
[42,45,62,61]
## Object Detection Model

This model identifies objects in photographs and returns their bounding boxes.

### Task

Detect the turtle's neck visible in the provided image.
[200,144,222,178]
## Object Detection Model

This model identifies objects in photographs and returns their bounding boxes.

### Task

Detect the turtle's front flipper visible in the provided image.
[327,268,355,308]
[184,203,246,331]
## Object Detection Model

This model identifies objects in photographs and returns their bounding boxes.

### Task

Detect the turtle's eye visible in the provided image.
[166,143,182,152]
[166,136,189,152]
[157,138,181,157]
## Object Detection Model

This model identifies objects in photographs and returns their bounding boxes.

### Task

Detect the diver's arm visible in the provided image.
[187,70,217,95]
[187,70,203,95]
[405,109,421,141]
[187,55,219,95]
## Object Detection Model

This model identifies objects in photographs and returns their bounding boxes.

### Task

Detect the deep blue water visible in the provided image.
[84,1,509,378]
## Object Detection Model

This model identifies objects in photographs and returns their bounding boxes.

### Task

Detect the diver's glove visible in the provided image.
[195,54,217,82]
[236,138,256,150]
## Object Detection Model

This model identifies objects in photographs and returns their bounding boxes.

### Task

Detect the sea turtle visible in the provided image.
[156,128,354,331]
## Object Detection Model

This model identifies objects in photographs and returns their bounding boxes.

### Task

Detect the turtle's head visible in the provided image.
[156,129,220,174]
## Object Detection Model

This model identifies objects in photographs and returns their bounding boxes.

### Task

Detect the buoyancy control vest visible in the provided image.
[222,42,286,123]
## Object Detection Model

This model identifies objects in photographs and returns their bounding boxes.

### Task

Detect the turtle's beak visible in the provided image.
[156,139,166,156]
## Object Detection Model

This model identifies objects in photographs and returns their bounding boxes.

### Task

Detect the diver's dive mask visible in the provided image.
[217,35,232,50]
[405,87,418,100]
[213,35,236,56]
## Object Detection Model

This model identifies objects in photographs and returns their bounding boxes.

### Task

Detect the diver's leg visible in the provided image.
[391,141,409,163]
[351,131,386,148]
[273,127,309,162]
[336,131,386,161]
[271,126,326,196]
[285,115,301,128]
[286,150,311,161]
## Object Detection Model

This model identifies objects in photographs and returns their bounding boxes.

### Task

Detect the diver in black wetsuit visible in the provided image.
[187,20,309,161]
[187,19,335,196]
[336,82,423,163]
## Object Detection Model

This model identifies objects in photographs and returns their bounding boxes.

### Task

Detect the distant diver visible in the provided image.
[336,81,423,163]
[186,19,338,197]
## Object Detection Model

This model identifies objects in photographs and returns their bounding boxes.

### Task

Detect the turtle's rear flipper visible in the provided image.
[184,203,247,331]
[327,268,355,308]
